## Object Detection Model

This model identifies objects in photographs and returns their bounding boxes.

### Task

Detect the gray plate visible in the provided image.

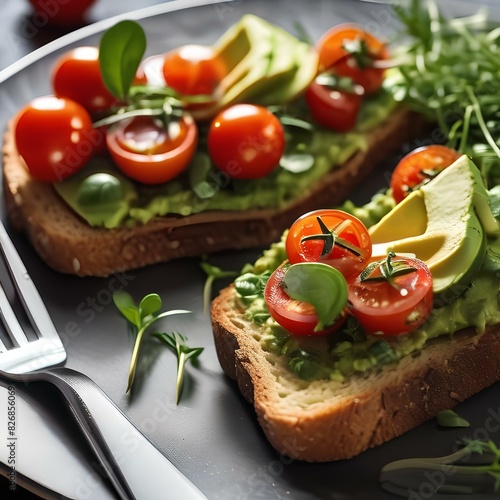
[1,1,500,499]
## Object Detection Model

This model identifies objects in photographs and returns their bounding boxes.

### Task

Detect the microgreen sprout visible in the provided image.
[153,332,204,404]
[112,291,190,393]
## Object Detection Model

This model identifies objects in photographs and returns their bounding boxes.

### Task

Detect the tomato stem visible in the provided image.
[360,252,417,288]
[300,216,363,257]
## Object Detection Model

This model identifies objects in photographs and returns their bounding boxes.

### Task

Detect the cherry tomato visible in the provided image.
[52,47,117,115]
[305,80,361,132]
[162,45,227,96]
[28,0,96,27]
[264,262,346,336]
[134,54,165,86]
[286,209,372,279]
[105,114,198,184]
[14,96,94,182]
[390,145,461,204]
[207,104,285,180]
[348,253,433,336]
[317,24,389,95]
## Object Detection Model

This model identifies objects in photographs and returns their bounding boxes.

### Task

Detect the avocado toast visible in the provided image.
[210,155,500,462]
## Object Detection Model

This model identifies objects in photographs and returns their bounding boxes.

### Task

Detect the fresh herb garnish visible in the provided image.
[200,261,239,313]
[437,409,471,428]
[153,332,204,404]
[282,262,348,331]
[99,20,147,100]
[112,291,190,393]
[392,0,500,187]
[380,439,500,496]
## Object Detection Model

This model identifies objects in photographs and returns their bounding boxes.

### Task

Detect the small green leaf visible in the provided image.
[283,262,348,331]
[99,20,147,99]
[113,291,140,326]
[437,409,470,428]
[139,293,162,320]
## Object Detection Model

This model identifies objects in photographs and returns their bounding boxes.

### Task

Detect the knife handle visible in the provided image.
[35,367,206,500]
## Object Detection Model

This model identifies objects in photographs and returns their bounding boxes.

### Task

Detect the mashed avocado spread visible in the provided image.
[53,90,396,229]
[234,188,500,383]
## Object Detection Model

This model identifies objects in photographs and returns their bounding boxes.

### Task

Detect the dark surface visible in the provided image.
[0,1,500,499]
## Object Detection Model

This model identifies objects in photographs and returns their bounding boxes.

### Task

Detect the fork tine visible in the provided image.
[0,281,29,347]
[0,221,62,346]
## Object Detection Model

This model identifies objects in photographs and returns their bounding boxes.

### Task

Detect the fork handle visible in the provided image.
[35,367,206,500]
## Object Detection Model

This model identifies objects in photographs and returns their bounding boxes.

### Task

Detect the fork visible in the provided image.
[0,220,207,500]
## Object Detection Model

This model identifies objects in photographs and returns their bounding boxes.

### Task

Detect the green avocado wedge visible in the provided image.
[210,14,317,110]
[369,155,500,296]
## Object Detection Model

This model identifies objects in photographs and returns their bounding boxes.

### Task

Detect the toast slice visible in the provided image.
[211,284,500,462]
[2,107,427,276]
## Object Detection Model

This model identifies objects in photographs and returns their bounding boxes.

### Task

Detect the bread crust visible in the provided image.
[211,285,500,462]
[2,108,428,276]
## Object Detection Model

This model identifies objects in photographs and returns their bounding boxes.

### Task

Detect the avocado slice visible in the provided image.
[258,41,318,106]
[369,155,500,295]
[212,15,316,108]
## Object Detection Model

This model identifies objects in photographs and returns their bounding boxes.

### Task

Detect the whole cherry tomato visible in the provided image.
[305,80,361,132]
[207,104,285,180]
[317,24,389,95]
[264,262,346,336]
[390,145,461,204]
[162,45,227,96]
[348,253,433,336]
[14,96,94,182]
[52,46,117,115]
[28,0,96,27]
[105,114,198,184]
[286,209,372,279]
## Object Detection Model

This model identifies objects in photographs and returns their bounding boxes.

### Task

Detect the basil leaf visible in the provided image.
[283,262,348,331]
[99,20,147,99]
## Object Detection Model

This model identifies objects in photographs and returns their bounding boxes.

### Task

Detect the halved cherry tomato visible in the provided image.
[317,24,389,95]
[28,0,96,27]
[208,104,285,179]
[305,80,361,132]
[390,145,461,204]
[105,114,198,184]
[162,45,227,97]
[264,262,346,336]
[14,96,94,182]
[286,209,372,279]
[348,253,433,336]
[52,47,117,115]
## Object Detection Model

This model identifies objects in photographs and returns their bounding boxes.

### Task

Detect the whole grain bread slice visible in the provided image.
[2,108,427,276]
[211,285,500,462]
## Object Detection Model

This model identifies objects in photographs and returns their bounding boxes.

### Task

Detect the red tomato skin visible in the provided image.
[348,257,433,336]
[390,145,461,203]
[106,114,198,185]
[14,96,94,182]
[264,262,345,336]
[162,45,227,96]
[317,24,389,95]
[28,0,96,27]
[208,104,285,180]
[52,47,117,115]
[286,209,372,279]
[305,81,361,132]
